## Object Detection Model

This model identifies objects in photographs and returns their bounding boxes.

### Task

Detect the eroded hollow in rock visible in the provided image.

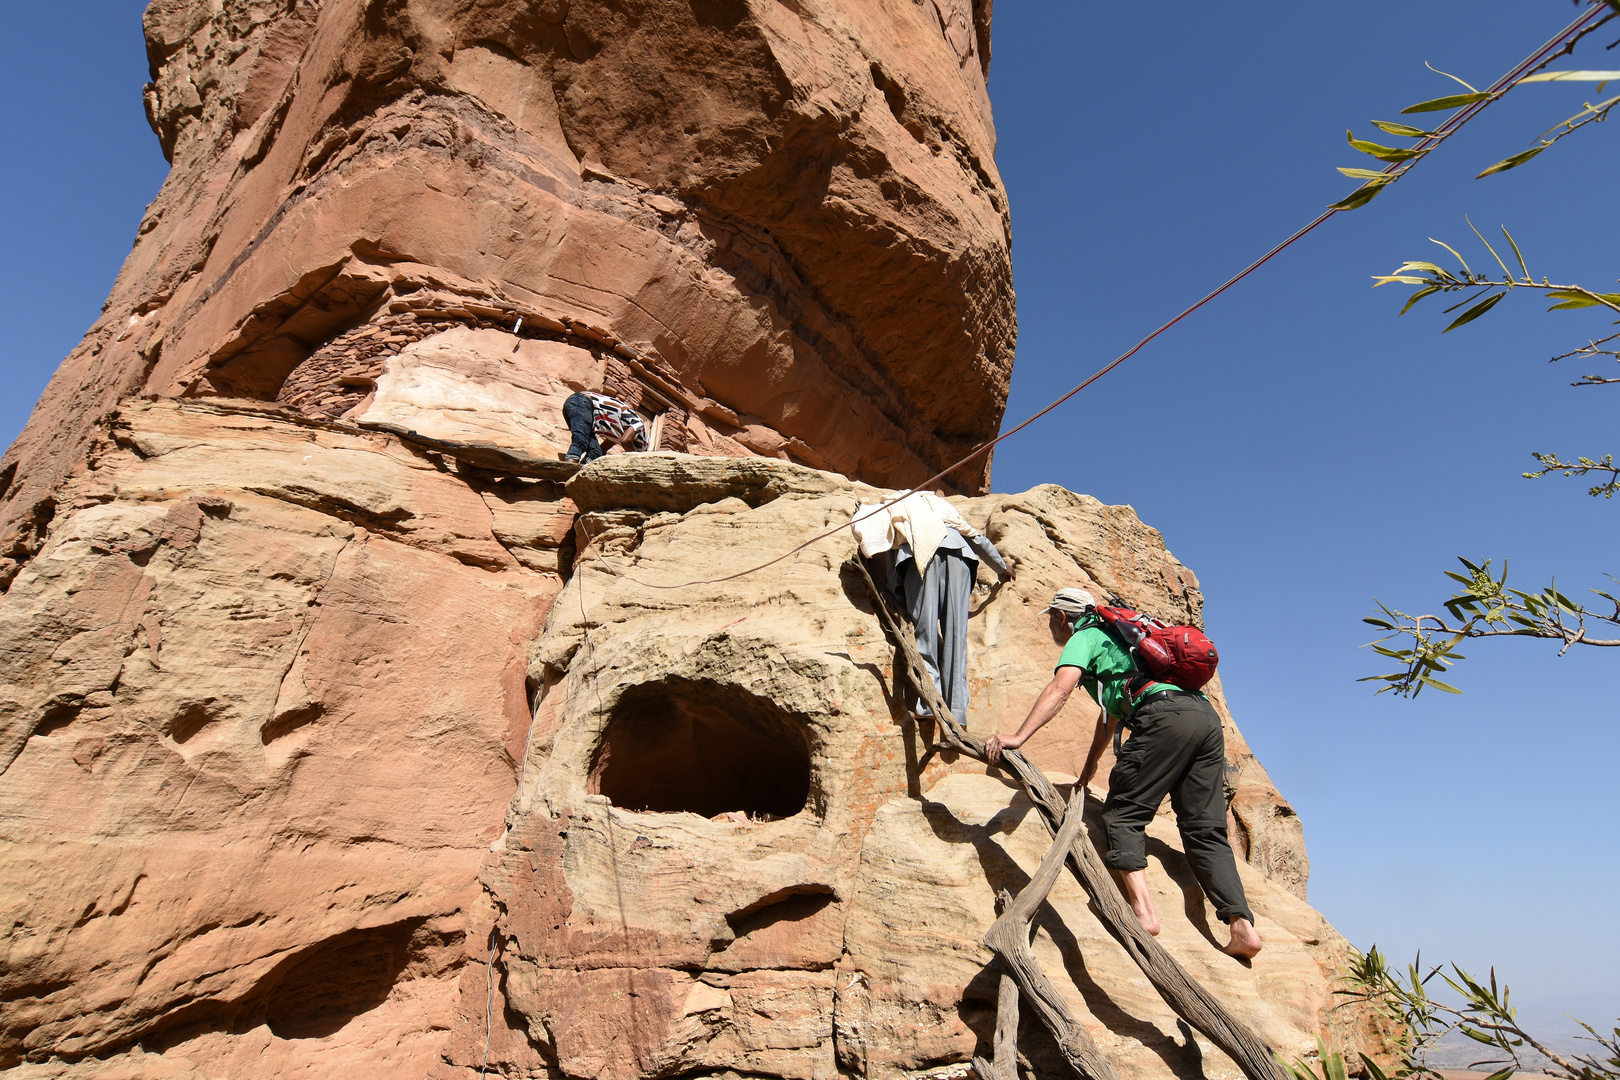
[589,677,812,819]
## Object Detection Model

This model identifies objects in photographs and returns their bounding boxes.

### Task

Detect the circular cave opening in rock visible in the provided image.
[589,677,813,820]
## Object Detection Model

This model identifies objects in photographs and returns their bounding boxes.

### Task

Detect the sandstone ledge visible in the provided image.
[566,452,855,514]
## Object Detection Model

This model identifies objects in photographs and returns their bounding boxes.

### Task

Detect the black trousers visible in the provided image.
[562,392,604,462]
[1102,693,1254,924]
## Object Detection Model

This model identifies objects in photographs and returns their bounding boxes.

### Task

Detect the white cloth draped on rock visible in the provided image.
[848,490,1007,577]
[850,491,1007,722]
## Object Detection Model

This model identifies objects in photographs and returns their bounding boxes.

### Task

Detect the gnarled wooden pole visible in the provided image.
[970,968,1022,1080]
[982,791,1120,1080]
[853,557,1291,1080]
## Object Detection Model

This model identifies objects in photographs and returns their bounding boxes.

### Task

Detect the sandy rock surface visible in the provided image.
[423,460,1376,1080]
[0,401,561,1074]
[0,421,1388,1077]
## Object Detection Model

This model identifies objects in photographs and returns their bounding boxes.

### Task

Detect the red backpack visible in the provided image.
[1085,601,1219,693]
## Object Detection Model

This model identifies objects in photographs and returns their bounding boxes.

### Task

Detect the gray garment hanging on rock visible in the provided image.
[899,540,977,725]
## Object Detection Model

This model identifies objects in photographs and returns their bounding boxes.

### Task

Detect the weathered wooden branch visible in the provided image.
[853,557,1291,1080]
[982,793,1119,1080]
[970,967,1021,1080]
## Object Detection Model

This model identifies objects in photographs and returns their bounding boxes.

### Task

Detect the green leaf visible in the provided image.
[1396,261,1453,278]
[1463,1028,1497,1045]
[1501,226,1530,281]
[1545,290,1620,311]
[1466,215,1513,279]
[1347,130,1425,161]
[1364,618,1396,629]
[1329,179,1391,211]
[1478,145,1546,178]
[1430,238,1473,275]
[1402,92,1491,113]
[1443,291,1506,332]
[1517,70,1620,83]
[1399,284,1441,315]
[1359,1054,1392,1080]
[1337,167,1389,179]
[1372,120,1438,138]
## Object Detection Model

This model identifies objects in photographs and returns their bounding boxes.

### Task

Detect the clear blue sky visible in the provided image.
[2,0,1614,1036]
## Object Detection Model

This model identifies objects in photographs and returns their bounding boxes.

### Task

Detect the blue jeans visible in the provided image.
[563,392,603,462]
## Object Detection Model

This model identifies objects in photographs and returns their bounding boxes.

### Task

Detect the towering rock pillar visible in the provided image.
[0,0,1015,583]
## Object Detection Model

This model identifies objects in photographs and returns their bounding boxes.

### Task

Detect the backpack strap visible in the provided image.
[1070,610,1104,633]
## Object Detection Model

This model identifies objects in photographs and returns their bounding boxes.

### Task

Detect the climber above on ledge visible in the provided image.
[561,390,649,463]
[985,588,1264,960]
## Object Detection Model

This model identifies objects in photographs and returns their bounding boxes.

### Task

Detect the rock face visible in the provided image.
[0,411,1390,1077]
[0,0,1016,587]
[0,2,1391,1077]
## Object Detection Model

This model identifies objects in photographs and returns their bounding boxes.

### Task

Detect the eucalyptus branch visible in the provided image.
[1338,947,1619,1080]
[1330,9,1620,211]
[1475,91,1620,176]
[1373,228,1620,329]
[1362,558,1620,696]
[1551,331,1620,383]
[1522,7,1620,79]
[1524,451,1620,497]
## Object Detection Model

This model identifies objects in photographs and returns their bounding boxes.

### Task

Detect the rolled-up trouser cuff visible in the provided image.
[1179,818,1253,925]
[1102,694,1256,928]
[1102,846,1148,872]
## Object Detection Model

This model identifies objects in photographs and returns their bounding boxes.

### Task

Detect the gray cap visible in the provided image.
[1044,588,1096,617]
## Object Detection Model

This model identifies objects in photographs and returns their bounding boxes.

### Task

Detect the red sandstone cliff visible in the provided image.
[0,3,1391,1078]
[0,0,1015,588]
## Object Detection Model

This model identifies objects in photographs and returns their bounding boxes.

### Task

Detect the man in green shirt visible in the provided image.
[986,588,1262,959]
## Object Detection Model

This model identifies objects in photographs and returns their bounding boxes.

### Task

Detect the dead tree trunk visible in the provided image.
[854,557,1291,1080]
[970,969,1021,1080]
[981,791,1120,1080]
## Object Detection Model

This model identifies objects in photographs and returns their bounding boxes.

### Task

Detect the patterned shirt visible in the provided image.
[584,392,649,451]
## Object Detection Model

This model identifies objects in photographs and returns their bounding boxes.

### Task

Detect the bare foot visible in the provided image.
[1111,868,1161,936]
[1222,917,1262,959]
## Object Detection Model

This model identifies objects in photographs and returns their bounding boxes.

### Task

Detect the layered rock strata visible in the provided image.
[0,400,1385,1077]
[0,2,1390,1077]
[0,0,1017,587]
